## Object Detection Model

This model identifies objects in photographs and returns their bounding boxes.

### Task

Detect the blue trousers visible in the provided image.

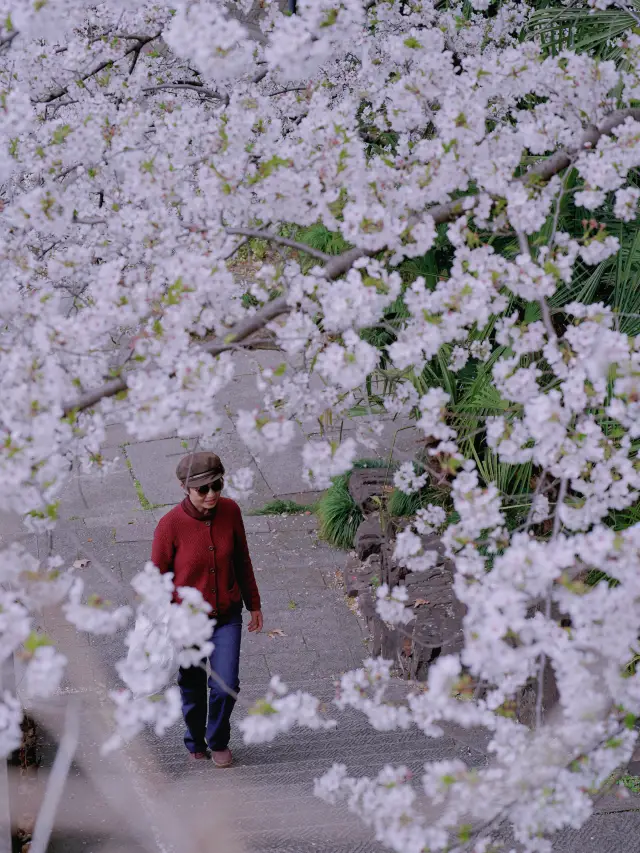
[177,614,242,753]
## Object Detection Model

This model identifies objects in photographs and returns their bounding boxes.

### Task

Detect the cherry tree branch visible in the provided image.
[422,108,640,225]
[0,30,18,50]
[252,68,269,84]
[268,86,308,97]
[143,83,228,103]
[314,108,640,279]
[225,227,333,262]
[62,295,292,415]
[34,32,162,104]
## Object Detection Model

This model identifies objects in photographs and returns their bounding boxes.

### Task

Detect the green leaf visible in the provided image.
[248,698,277,716]
[23,631,52,654]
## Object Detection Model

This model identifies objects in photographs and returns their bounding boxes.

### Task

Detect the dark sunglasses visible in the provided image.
[195,479,224,496]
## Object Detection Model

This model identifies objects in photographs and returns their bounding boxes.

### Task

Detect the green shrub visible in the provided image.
[316,458,390,550]
[387,487,422,517]
[619,774,640,794]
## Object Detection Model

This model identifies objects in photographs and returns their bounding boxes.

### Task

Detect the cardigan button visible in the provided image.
[208,545,214,551]
[206,522,211,526]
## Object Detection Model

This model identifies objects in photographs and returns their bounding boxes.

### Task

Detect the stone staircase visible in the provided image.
[22,510,640,853]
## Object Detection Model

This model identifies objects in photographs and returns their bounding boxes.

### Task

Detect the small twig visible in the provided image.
[128,45,143,76]
[524,471,548,531]
[516,229,557,341]
[552,478,567,540]
[143,83,228,103]
[516,231,530,257]
[225,227,332,262]
[535,478,567,729]
[548,170,569,247]
[73,215,107,226]
[540,298,556,341]
[268,86,307,97]
[30,700,80,853]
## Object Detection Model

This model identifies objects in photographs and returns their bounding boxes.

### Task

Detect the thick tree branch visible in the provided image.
[62,295,291,415]
[322,246,373,278]
[34,32,162,104]
[0,30,18,49]
[416,108,640,228]
[323,107,640,277]
[252,68,269,84]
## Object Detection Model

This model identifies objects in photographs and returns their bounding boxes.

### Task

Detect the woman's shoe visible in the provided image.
[211,748,233,768]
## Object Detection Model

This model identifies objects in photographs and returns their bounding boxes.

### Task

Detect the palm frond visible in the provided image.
[527,4,640,60]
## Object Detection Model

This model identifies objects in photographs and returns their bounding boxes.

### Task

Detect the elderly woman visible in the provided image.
[151,451,263,767]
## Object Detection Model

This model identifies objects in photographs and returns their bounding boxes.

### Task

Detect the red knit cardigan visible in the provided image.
[151,497,261,620]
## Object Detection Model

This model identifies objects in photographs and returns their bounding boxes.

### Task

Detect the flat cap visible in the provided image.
[176,452,225,488]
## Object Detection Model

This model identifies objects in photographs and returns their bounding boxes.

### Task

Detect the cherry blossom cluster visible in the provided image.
[238,675,337,744]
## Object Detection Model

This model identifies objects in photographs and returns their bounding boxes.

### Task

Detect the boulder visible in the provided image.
[348,468,392,513]
[354,514,385,560]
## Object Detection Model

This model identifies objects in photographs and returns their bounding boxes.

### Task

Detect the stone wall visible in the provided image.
[344,469,465,682]
[343,470,561,728]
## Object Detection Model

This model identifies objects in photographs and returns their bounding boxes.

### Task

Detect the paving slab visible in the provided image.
[58,470,140,520]
[0,509,28,536]
[252,447,318,498]
[124,435,273,510]
[273,489,323,506]
[266,513,318,533]
[239,653,271,683]
[83,507,151,528]
[245,628,308,655]
[114,521,156,543]
[242,515,271,533]
[230,348,296,376]
[210,372,267,411]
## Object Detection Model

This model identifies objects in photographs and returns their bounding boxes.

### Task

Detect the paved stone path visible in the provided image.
[8,353,640,852]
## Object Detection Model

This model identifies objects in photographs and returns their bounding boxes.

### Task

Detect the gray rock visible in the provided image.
[348,468,392,513]
[354,514,384,560]
[343,554,380,598]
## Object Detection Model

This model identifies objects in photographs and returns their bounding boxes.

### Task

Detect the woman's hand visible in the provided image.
[248,610,263,633]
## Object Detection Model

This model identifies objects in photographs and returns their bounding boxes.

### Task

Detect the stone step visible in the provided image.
[243,832,380,853]
[147,734,483,783]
